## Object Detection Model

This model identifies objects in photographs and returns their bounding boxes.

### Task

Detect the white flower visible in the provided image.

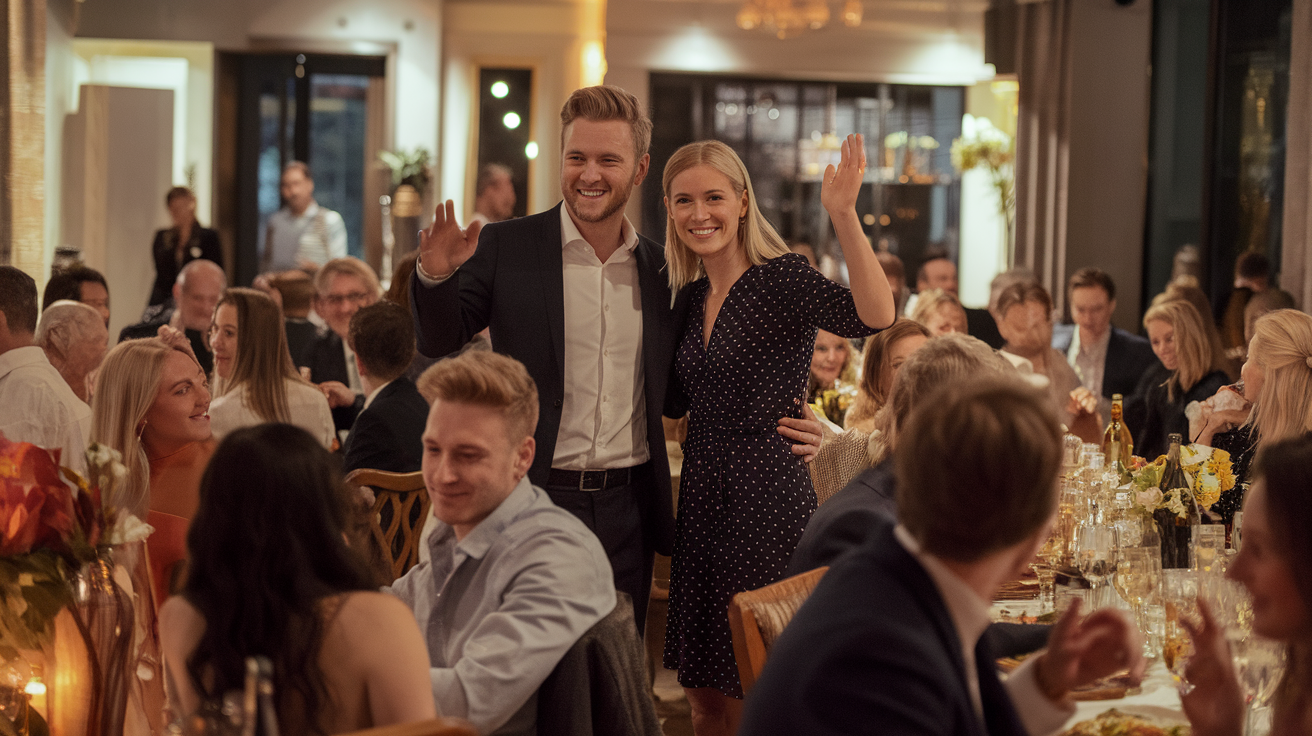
[1136,487,1163,509]
[107,514,154,545]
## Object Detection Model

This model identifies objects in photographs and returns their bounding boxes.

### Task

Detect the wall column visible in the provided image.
[0,0,45,277]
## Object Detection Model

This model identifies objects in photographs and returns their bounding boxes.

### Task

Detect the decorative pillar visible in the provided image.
[0,0,45,277]
[1281,0,1312,308]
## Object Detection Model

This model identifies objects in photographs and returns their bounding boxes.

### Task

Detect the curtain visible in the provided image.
[1012,0,1074,310]
[1281,0,1312,309]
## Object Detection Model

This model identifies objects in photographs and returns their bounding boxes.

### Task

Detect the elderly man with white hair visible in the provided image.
[120,259,226,374]
[36,300,108,403]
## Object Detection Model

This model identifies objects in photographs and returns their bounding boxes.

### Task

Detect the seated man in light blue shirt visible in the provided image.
[387,350,615,736]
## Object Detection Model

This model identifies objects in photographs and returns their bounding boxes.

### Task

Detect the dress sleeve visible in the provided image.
[775,255,880,339]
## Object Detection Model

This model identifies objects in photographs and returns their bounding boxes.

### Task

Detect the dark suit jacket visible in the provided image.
[1052,325,1160,400]
[149,226,222,307]
[118,315,213,376]
[741,523,1029,736]
[298,328,363,431]
[409,204,681,555]
[342,377,428,473]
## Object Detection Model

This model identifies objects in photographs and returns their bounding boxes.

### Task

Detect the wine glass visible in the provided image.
[1163,569,1200,692]
[1076,524,1117,609]
[1032,531,1062,613]
[1114,543,1162,660]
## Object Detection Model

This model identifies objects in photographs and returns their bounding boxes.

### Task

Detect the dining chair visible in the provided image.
[338,717,478,736]
[145,509,189,609]
[345,468,431,583]
[727,565,828,694]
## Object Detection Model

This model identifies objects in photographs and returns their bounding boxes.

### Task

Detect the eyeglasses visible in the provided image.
[321,292,372,307]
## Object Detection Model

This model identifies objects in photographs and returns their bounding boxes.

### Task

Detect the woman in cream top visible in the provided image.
[207,287,335,449]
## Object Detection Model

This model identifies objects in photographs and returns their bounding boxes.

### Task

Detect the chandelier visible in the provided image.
[736,0,864,40]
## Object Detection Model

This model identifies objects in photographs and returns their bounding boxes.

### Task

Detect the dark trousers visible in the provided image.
[543,481,653,636]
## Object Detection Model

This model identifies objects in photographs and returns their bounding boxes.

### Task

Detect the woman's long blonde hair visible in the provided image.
[211,288,301,423]
[1143,299,1224,401]
[662,140,790,292]
[1246,309,1312,446]
[91,339,185,517]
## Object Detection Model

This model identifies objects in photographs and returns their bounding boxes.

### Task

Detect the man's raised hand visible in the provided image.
[419,199,483,278]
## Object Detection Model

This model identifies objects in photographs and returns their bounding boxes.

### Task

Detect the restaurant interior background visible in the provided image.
[1,0,1309,341]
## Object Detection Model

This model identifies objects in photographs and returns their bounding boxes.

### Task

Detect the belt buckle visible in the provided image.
[580,469,604,492]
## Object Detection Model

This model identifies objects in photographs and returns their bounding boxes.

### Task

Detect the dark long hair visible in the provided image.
[183,424,377,734]
[1251,433,1312,734]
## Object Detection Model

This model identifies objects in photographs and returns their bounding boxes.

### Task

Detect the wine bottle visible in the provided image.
[1101,393,1133,475]
[1155,433,1201,568]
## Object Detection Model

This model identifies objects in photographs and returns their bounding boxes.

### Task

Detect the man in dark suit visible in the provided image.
[742,378,1145,736]
[342,302,428,473]
[118,259,224,375]
[410,86,821,634]
[300,257,382,434]
[1052,268,1160,417]
[911,251,1005,348]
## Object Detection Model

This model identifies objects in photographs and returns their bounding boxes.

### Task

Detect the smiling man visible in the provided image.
[409,85,824,634]
[388,350,615,736]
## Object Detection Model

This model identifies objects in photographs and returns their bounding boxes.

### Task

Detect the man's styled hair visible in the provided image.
[896,376,1062,562]
[283,160,312,180]
[348,302,415,384]
[475,164,512,197]
[313,257,382,297]
[1068,267,1116,301]
[166,186,195,206]
[1235,250,1271,281]
[0,266,39,334]
[418,351,539,443]
[882,333,1012,436]
[269,271,316,317]
[915,248,952,285]
[42,265,108,311]
[559,85,653,160]
[992,281,1053,320]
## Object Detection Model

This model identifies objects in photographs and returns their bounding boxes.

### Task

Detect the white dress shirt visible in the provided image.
[894,525,1075,736]
[207,377,336,449]
[0,346,91,474]
[1067,326,1111,398]
[553,206,647,471]
[261,201,348,272]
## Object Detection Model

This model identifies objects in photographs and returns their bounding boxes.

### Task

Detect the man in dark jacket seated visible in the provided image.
[742,378,1144,736]
[342,301,429,473]
[118,259,224,375]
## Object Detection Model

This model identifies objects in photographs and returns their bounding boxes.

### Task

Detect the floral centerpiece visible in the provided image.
[0,434,151,735]
[1126,445,1236,519]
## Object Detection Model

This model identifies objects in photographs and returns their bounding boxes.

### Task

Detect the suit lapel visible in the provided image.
[975,631,1026,735]
[634,236,672,386]
[538,204,567,386]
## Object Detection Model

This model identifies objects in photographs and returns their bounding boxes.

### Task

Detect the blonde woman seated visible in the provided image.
[909,287,968,337]
[1138,299,1230,460]
[809,319,930,502]
[207,288,334,448]
[807,329,855,399]
[92,333,214,520]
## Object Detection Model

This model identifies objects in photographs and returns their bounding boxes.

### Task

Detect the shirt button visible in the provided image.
[604,349,609,357]
[604,305,610,312]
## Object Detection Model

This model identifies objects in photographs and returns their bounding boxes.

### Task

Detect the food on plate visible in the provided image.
[1060,708,1190,736]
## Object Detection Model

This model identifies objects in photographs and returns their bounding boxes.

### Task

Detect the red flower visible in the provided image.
[0,434,82,557]
[0,483,47,555]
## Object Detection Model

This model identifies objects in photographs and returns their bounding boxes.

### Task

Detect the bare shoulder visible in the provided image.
[334,590,415,623]
[328,591,422,648]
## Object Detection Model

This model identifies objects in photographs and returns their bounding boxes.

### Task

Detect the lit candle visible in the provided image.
[24,678,46,714]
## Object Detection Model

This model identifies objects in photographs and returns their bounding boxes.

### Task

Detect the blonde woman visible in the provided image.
[806,329,855,399]
[661,135,894,733]
[909,287,967,336]
[1195,309,1312,522]
[1139,299,1231,459]
[207,288,334,448]
[91,336,213,520]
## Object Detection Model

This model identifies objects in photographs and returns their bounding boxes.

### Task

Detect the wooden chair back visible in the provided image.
[338,717,478,736]
[345,469,431,583]
[727,566,828,694]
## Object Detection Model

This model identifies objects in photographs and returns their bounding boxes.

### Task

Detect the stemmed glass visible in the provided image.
[1114,542,1162,661]
[1075,524,1117,609]
[1163,570,1200,692]
[1032,532,1063,613]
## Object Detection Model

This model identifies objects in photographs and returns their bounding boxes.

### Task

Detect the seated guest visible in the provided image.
[160,424,436,732]
[36,300,108,402]
[119,259,225,376]
[149,186,222,308]
[342,302,428,473]
[742,377,1144,736]
[267,269,319,366]
[42,263,110,327]
[1195,309,1312,523]
[1180,433,1312,736]
[91,336,212,520]
[0,267,92,473]
[910,250,1004,348]
[791,333,1010,576]
[300,257,382,432]
[1241,287,1296,359]
[1153,278,1238,380]
[909,287,967,337]
[388,350,615,736]
[843,319,930,433]
[381,253,439,383]
[994,281,1098,439]
[1053,268,1159,425]
[808,329,854,398]
[207,288,334,448]
[875,250,908,316]
[1219,251,1271,354]
[1138,299,1230,459]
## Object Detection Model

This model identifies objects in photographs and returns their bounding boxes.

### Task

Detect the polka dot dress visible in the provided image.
[662,253,881,698]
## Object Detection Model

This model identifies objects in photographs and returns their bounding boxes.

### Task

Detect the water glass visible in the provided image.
[1076,524,1118,608]
[1195,525,1227,574]
[1163,569,1201,690]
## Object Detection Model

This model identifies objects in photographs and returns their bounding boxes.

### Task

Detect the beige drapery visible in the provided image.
[1012,0,1074,311]
[1281,0,1312,308]
[0,0,47,275]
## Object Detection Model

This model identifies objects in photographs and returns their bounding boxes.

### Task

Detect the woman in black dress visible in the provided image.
[1139,299,1231,459]
[661,136,895,734]
[150,186,222,308]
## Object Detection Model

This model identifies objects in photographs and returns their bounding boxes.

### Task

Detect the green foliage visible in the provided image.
[378,148,433,196]
[0,551,74,654]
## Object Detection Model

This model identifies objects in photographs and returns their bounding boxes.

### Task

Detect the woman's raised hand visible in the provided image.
[418,199,483,279]
[821,134,867,216]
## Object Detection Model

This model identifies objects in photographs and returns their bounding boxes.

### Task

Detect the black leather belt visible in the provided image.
[547,466,636,491]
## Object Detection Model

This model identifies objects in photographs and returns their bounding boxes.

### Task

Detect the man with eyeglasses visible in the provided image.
[300,257,382,434]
